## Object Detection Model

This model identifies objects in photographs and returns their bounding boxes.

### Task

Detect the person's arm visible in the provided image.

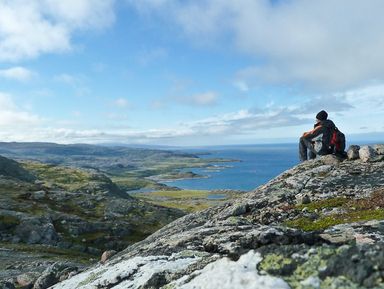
[302,124,323,139]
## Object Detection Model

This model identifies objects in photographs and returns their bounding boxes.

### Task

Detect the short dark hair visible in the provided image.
[316,110,328,121]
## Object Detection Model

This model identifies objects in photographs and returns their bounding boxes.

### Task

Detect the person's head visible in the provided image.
[316,110,328,122]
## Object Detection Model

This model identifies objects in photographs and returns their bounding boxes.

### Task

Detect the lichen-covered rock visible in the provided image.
[347,145,360,160]
[171,251,290,289]
[52,145,384,289]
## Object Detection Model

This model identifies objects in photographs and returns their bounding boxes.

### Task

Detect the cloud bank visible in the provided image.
[0,0,115,62]
[128,0,384,90]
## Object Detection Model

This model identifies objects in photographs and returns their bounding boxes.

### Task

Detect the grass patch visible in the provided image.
[22,161,92,191]
[145,200,210,213]
[0,215,20,229]
[287,209,384,231]
[0,242,95,263]
[110,176,152,191]
[296,197,348,212]
[132,189,236,213]
[287,189,384,231]
[150,190,209,199]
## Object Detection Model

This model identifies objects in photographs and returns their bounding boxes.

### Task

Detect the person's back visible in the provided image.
[299,110,335,161]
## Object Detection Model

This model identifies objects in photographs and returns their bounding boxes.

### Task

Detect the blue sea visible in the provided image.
[165,143,299,191]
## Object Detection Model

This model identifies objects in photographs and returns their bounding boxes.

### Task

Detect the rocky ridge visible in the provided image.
[0,156,184,288]
[50,144,384,289]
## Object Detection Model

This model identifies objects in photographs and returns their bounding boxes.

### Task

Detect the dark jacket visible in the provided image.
[302,119,335,155]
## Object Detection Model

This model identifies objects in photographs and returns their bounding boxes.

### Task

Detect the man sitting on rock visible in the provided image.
[299,110,336,161]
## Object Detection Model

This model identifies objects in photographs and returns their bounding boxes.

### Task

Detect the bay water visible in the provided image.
[167,143,299,191]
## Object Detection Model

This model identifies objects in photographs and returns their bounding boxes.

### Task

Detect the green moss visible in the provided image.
[286,209,384,231]
[0,215,20,226]
[296,197,348,212]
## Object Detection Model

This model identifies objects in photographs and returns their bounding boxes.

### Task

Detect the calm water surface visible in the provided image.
[166,144,299,191]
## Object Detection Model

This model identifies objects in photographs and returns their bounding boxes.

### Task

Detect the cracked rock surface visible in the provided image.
[53,146,384,289]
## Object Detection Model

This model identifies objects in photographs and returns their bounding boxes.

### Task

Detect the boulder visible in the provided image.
[347,145,360,160]
[100,250,117,263]
[359,146,377,162]
[33,263,77,289]
[33,272,57,289]
[373,144,384,155]
[14,217,58,245]
[321,154,341,166]
[17,272,40,287]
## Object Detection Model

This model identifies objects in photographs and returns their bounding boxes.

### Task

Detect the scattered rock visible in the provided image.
[16,272,39,287]
[33,272,57,289]
[100,250,117,263]
[359,146,377,162]
[347,145,360,160]
[301,195,311,205]
[373,144,384,155]
[31,191,46,200]
[321,154,341,166]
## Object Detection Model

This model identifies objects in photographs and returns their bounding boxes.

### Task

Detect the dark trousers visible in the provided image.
[299,137,317,161]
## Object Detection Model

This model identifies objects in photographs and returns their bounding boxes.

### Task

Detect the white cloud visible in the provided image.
[54,73,90,96]
[0,0,115,62]
[175,91,218,106]
[0,83,382,145]
[0,92,41,127]
[113,98,130,108]
[0,66,34,81]
[233,80,249,92]
[128,0,384,90]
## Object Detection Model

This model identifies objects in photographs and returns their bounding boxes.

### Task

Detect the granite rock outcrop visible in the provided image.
[51,144,384,289]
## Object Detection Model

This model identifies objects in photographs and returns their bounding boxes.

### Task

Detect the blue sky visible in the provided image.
[0,0,383,146]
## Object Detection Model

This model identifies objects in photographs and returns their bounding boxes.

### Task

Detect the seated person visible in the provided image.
[299,110,335,161]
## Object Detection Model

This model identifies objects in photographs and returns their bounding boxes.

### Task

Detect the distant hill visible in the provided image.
[0,155,35,182]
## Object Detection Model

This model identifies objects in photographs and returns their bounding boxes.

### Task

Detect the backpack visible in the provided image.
[330,127,346,156]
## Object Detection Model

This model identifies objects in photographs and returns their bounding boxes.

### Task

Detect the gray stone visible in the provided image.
[321,154,341,166]
[347,145,360,160]
[33,272,57,289]
[359,146,377,162]
[373,144,384,155]
[14,217,58,245]
[31,191,46,200]
[300,194,311,205]
[17,272,39,287]
[100,250,117,263]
